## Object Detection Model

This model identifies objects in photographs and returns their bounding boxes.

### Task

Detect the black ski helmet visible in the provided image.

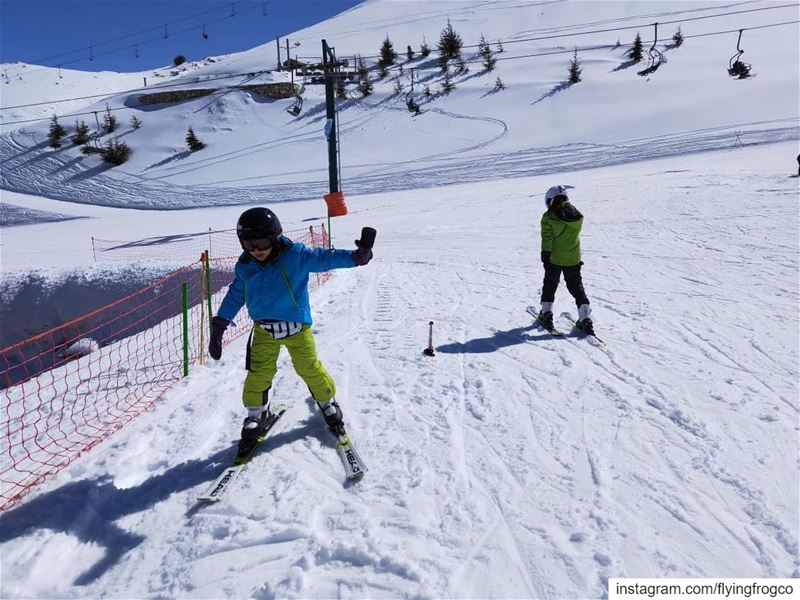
[236,207,282,240]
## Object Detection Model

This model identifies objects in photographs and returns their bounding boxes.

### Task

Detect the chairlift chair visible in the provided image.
[637,22,665,77]
[287,95,303,117]
[728,29,752,79]
[405,92,421,115]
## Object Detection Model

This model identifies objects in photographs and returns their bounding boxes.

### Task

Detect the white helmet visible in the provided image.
[545,185,568,208]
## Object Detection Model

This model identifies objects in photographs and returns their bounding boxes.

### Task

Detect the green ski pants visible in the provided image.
[243,324,336,408]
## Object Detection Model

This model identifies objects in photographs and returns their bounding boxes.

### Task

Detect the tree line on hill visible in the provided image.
[47,105,206,165]
[346,19,688,104]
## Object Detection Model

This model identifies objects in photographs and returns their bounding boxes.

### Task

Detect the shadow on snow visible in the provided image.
[0,414,328,587]
[436,323,552,354]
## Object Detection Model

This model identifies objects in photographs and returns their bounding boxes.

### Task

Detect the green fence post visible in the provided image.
[204,250,213,334]
[182,282,189,377]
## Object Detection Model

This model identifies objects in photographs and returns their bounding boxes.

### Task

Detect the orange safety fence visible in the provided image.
[0,225,330,511]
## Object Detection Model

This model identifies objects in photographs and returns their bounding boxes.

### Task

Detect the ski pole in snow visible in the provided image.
[423,321,436,356]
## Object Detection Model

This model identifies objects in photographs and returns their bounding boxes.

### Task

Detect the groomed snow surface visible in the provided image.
[1,141,798,598]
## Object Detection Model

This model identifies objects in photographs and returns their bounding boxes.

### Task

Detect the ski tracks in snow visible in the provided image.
[3,145,797,597]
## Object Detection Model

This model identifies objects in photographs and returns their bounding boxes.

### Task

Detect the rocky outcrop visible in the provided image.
[138,89,215,105]
[137,82,300,105]
[240,83,300,99]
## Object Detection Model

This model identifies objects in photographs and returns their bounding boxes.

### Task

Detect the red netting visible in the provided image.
[93,228,282,263]
[0,225,330,511]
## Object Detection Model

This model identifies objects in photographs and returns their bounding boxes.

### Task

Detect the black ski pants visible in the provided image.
[541,262,589,307]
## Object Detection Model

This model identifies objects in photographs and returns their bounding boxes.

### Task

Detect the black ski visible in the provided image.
[198,404,288,503]
[560,312,605,346]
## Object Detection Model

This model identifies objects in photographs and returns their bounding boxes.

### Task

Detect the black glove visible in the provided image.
[352,246,373,266]
[541,251,551,265]
[352,227,375,266]
[209,316,230,360]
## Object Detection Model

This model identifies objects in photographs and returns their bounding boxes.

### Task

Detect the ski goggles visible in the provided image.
[240,237,275,252]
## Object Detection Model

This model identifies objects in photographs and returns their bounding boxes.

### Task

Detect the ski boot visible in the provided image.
[537,310,554,331]
[576,318,595,336]
[237,410,271,458]
[318,398,344,436]
[576,303,594,336]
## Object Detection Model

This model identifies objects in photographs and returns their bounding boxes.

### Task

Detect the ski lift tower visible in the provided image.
[321,39,348,247]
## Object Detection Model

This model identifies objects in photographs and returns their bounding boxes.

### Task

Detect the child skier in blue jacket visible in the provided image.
[208,207,373,457]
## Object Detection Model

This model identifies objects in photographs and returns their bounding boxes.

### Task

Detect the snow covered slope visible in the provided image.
[1,141,798,598]
[0,59,219,125]
[1,0,798,210]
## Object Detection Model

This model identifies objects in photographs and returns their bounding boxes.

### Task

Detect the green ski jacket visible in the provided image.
[540,202,583,267]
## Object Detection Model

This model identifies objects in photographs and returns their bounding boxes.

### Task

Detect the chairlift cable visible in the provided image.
[3,2,254,76]
[1,19,796,125]
[3,2,266,79]
[345,2,796,62]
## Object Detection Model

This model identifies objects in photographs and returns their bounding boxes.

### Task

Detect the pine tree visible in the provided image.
[48,115,67,149]
[102,139,130,165]
[672,27,684,48]
[568,48,582,84]
[102,106,117,133]
[393,77,404,94]
[496,39,504,54]
[423,84,432,97]
[479,34,496,71]
[379,35,398,69]
[629,33,644,62]
[493,76,505,91]
[441,70,456,94]
[420,37,431,57]
[454,55,469,75]
[437,19,463,63]
[356,55,373,96]
[131,115,142,129]
[186,127,205,152]
[359,76,374,96]
[356,55,369,79]
[71,119,90,145]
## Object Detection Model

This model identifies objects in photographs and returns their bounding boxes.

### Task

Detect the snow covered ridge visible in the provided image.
[1,1,798,210]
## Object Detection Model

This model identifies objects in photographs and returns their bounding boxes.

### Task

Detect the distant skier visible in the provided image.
[796,153,799,176]
[208,207,374,457]
[536,185,594,335]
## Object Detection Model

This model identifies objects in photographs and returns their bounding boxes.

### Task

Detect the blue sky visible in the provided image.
[0,0,363,72]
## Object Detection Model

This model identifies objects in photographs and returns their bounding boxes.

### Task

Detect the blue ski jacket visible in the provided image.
[217,236,356,325]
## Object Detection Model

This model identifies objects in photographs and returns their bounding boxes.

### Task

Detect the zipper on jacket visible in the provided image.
[280,266,299,307]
